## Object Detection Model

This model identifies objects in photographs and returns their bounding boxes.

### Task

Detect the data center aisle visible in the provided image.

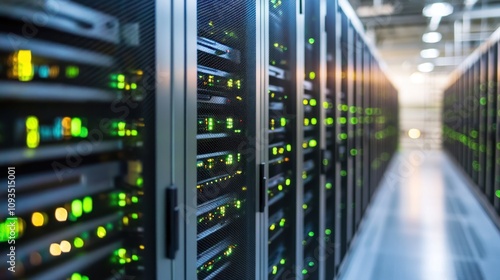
[339,150,500,280]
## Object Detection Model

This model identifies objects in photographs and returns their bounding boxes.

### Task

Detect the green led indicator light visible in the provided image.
[119,200,126,207]
[350,149,358,156]
[80,127,88,138]
[309,72,316,80]
[308,231,315,237]
[74,237,84,248]
[72,200,83,218]
[311,118,318,125]
[309,139,317,147]
[308,38,315,44]
[82,276,89,280]
[65,66,79,78]
[280,258,286,265]
[342,105,348,111]
[286,144,292,152]
[137,177,144,187]
[308,261,315,267]
[310,99,317,106]
[117,74,125,82]
[82,196,93,213]
[280,118,287,127]
[226,117,234,129]
[117,82,125,89]
[495,190,500,198]
[302,269,308,275]
[71,118,82,137]
[325,229,332,235]
[131,83,138,90]
[480,97,487,105]
[351,117,358,125]
[119,193,126,200]
[132,254,139,261]
[339,117,347,124]
[340,170,347,177]
[131,196,139,203]
[285,179,291,186]
[340,133,348,140]
[132,213,139,219]
[303,204,308,209]
[350,106,357,113]
[71,273,82,280]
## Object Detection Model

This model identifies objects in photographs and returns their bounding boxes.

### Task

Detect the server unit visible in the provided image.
[443,27,500,223]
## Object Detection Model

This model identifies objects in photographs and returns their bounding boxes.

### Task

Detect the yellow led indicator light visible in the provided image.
[226,118,234,129]
[55,207,68,222]
[50,243,62,256]
[60,240,71,253]
[14,50,34,82]
[26,116,40,149]
[272,265,278,274]
[31,212,46,227]
[309,72,316,80]
[62,117,72,137]
[118,122,126,137]
[285,179,291,186]
[96,226,107,238]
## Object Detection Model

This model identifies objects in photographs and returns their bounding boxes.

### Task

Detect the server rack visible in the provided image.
[0,1,164,279]
[324,0,340,277]
[443,27,500,222]
[191,1,261,279]
[301,0,322,278]
[266,0,303,278]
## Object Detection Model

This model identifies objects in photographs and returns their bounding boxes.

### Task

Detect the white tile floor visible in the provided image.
[339,150,500,280]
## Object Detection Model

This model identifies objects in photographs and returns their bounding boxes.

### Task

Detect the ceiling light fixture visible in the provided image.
[422,32,442,43]
[420,48,440,58]
[418,62,435,73]
[422,2,454,17]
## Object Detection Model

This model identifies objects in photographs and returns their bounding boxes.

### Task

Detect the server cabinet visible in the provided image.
[324,0,340,277]
[485,46,497,202]
[301,0,323,278]
[353,33,363,231]
[190,0,261,279]
[338,9,352,259]
[266,0,303,278]
[478,53,488,193]
[0,1,164,279]
[496,43,500,214]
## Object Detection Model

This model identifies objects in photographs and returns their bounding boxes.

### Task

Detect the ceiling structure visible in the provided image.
[346,0,500,149]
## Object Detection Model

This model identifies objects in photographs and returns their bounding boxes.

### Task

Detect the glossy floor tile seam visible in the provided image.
[338,150,500,280]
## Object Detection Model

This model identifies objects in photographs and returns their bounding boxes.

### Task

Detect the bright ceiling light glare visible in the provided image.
[418,62,435,73]
[422,32,442,43]
[422,2,453,17]
[408,129,422,139]
[410,72,425,84]
[420,48,440,58]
